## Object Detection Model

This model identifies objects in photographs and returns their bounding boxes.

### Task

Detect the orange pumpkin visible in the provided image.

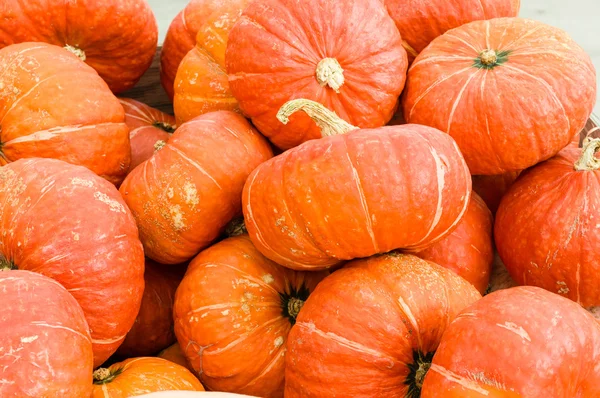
[158,343,194,373]
[91,357,204,397]
[0,42,131,185]
[173,0,249,124]
[472,171,521,214]
[0,0,158,93]
[403,18,596,175]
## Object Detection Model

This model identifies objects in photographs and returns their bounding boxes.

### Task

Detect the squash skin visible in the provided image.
[158,343,194,373]
[472,171,520,215]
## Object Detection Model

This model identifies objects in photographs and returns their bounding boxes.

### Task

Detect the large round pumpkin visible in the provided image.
[91,357,204,397]
[421,286,600,396]
[285,253,481,397]
[116,261,185,357]
[0,42,131,184]
[0,0,158,93]
[173,0,249,124]
[472,171,520,214]
[120,111,273,264]
[0,158,145,367]
[120,98,176,173]
[243,99,471,270]
[415,192,493,294]
[225,0,408,150]
[158,343,194,373]
[402,18,597,175]
[0,270,93,397]
[173,233,326,397]
[495,138,600,309]
[382,0,520,63]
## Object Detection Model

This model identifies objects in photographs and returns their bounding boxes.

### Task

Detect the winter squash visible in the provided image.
[0,270,93,397]
[120,99,176,173]
[495,138,600,309]
[414,193,493,294]
[173,0,249,124]
[158,343,194,373]
[403,18,597,175]
[243,99,471,270]
[472,171,520,214]
[421,286,600,396]
[0,0,158,93]
[285,253,481,397]
[173,232,326,397]
[0,42,131,185]
[91,357,204,397]
[116,261,185,357]
[139,393,255,398]
[120,111,273,264]
[382,0,520,63]
[0,158,145,367]
[225,0,408,150]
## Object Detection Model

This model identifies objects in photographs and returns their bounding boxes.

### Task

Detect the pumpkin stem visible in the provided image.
[152,121,176,133]
[404,351,435,398]
[225,217,247,237]
[586,306,600,321]
[64,44,87,62]
[0,255,16,271]
[315,58,345,93]
[93,367,123,385]
[479,49,498,66]
[287,297,304,319]
[280,284,311,325]
[276,99,356,138]
[574,137,600,171]
[154,140,167,153]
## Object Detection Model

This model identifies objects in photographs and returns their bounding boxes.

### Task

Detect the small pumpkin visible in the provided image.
[243,99,471,270]
[116,261,185,357]
[225,0,408,150]
[91,357,204,397]
[173,232,326,397]
[0,158,145,367]
[495,138,600,309]
[402,18,596,175]
[119,98,176,173]
[421,286,600,396]
[0,42,131,185]
[0,0,158,93]
[120,111,273,264]
[0,270,93,397]
[158,343,194,373]
[415,193,493,294]
[472,171,520,214]
[173,0,249,124]
[285,253,481,397]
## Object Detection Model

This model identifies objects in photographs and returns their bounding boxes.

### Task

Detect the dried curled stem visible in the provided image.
[276,99,356,138]
[574,137,600,171]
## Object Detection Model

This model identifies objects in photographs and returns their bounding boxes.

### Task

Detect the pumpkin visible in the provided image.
[472,172,520,214]
[225,0,408,150]
[139,393,254,398]
[0,270,93,397]
[120,98,176,173]
[243,99,471,270]
[0,0,158,93]
[0,158,145,367]
[116,261,185,357]
[173,0,249,124]
[495,138,600,309]
[382,0,520,63]
[414,193,493,294]
[173,232,326,397]
[421,286,600,396]
[91,357,204,397]
[0,42,131,185]
[120,111,273,264]
[402,18,597,175]
[158,343,194,373]
[285,253,481,397]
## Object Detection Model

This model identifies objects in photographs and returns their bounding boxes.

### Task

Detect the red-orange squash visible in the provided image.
[382,0,520,63]
[0,270,93,397]
[285,253,481,397]
[472,171,520,214]
[495,139,600,309]
[0,42,131,184]
[116,261,185,357]
[173,233,326,397]
[403,18,597,175]
[173,0,249,124]
[158,343,194,373]
[415,193,493,294]
[120,98,176,173]
[120,111,273,264]
[0,0,158,93]
[421,286,600,396]
[91,357,204,397]
[0,158,145,367]
[225,0,408,150]
[243,100,471,270]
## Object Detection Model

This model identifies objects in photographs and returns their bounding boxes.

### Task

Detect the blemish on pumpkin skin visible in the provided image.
[274,336,284,348]
[183,181,199,207]
[557,281,569,294]
[262,274,275,284]
[170,205,185,230]
[20,335,38,343]
[93,192,126,213]
[70,178,93,187]
[221,310,230,316]
[72,232,80,241]
[241,304,250,314]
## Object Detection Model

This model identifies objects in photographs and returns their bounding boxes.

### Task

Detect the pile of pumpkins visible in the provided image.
[0,0,599,396]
